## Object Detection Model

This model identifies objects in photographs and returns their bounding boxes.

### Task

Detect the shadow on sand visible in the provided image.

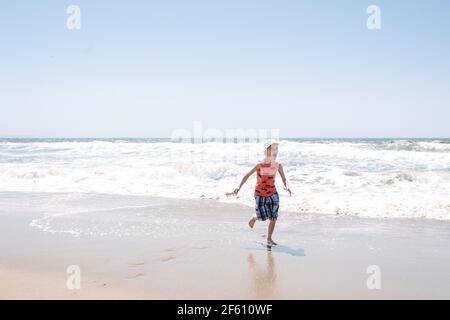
[247,243,306,257]
[268,244,305,257]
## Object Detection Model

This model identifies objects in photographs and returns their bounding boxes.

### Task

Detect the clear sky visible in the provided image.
[1,0,449,138]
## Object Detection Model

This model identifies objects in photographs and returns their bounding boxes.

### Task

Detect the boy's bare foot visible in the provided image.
[248,217,256,228]
[267,239,278,246]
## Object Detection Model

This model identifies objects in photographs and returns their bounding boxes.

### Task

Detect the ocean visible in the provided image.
[1,138,449,220]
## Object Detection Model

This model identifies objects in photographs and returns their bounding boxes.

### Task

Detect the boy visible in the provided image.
[233,141,292,246]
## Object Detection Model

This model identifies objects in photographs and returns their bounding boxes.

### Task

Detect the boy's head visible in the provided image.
[264,141,279,159]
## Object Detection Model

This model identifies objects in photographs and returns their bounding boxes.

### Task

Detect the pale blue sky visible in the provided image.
[1,0,449,138]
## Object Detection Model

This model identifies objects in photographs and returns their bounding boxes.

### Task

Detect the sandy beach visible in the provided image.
[1,191,450,300]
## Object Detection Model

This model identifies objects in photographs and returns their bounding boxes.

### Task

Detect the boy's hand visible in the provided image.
[226,188,240,197]
[285,187,293,196]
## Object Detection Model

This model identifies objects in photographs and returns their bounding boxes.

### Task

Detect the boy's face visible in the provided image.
[267,144,279,159]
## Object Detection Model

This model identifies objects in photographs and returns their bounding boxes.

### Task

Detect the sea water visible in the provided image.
[1,138,449,220]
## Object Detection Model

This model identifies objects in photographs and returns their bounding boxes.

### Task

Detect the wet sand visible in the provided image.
[1,192,450,299]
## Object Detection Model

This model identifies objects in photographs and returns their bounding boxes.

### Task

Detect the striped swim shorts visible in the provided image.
[255,193,279,221]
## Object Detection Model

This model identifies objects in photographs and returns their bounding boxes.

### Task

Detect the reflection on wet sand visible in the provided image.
[247,251,277,299]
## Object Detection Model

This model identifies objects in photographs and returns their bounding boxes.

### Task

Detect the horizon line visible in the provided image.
[1,136,449,140]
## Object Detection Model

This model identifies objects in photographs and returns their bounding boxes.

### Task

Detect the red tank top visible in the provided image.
[255,161,279,197]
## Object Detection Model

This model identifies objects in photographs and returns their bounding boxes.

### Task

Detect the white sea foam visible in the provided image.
[1,139,450,220]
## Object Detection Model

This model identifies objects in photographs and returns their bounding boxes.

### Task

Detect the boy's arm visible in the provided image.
[278,164,292,196]
[234,164,259,194]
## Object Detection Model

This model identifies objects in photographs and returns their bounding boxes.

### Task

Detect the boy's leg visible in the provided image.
[267,219,276,244]
[248,217,257,228]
